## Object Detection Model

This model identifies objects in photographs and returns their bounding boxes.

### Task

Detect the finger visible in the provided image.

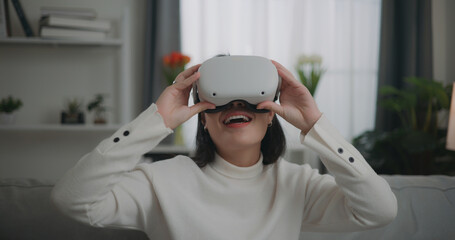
[257,101,284,116]
[271,60,293,78]
[174,71,200,90]
[271,60,294,77]
[176,64,201,81]
[271,60,302,88]
[189,102,216,116]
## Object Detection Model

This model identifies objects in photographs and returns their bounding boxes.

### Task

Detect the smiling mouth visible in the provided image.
[223,115,252,126]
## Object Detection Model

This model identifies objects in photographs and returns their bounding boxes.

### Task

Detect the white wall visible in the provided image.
[0,0,146,180]
[432,0,455,85]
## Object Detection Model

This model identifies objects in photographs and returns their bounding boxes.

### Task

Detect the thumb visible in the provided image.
[257,101,283,116]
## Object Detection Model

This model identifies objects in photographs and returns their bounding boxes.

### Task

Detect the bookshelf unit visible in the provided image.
[0,1,144,180]
[0,5,134,128]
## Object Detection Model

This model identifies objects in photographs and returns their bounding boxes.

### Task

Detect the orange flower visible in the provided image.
[163,55,171,66]
[162,52,191,85]
[163,52,190,68]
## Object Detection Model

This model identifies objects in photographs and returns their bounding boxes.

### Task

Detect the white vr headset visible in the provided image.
[193,55,281,113]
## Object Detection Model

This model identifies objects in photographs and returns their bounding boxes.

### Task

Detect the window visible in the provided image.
[180,0,382,148]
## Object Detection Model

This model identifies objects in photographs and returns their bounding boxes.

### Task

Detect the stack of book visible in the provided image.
[39,7,111,40]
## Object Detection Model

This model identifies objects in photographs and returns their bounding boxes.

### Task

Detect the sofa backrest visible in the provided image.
[0,178,148,240]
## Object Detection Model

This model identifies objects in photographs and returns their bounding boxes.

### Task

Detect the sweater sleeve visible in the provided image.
[51,104,173,231]
[299,114,397,232]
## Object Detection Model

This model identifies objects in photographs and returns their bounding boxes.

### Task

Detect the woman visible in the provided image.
[51,60,397,240]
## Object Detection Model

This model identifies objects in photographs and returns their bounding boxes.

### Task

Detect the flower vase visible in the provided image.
[0,113,15,124]
[93,110,107,124]
[174,125,185,146]
[161,125,184,145]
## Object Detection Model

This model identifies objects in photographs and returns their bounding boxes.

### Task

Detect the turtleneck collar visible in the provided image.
[210,152,264,179]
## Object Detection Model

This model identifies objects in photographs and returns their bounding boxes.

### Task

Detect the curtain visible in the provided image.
[180,0,382,149]
[143,0,181,108]
[375,0,433,131]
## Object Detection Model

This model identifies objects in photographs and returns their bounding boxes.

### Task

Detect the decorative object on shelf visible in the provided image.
[295,54,325,96]
[61,98,84,124]
[353,77,455,175]
[10,0,34,37]
[0,0,12,38]
[162,51,191,86]
[87,94,108,124]
[161,51,190,146]
[0,95,23,124]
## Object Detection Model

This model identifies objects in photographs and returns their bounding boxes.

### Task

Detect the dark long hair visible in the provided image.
[192,113,286,168]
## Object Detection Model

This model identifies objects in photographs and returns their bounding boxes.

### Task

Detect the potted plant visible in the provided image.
[87,94,108,124]
[61,98,85,124]
[295,54,325,96]
[353,77,455,175]
[0,96,23,124]
[161,51,191,145]
[162,51,191,86]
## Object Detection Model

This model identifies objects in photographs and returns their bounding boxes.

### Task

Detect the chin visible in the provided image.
[214,130,265,150]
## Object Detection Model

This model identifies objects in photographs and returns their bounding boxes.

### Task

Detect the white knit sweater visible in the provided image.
[51,104,397,240]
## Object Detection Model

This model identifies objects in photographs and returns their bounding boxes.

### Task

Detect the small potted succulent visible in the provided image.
[61,98,85,124]
[87,94,108,124]
[0,96,23,124]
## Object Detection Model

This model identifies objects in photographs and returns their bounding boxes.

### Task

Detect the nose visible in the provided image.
[226,101,246,110]
[231,101,246,108]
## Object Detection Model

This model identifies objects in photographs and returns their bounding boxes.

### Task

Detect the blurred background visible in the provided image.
[0,0,454,180]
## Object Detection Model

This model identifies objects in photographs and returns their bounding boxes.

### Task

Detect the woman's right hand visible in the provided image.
[156,64,216,129]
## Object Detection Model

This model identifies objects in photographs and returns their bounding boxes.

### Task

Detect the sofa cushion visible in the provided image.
[300,175,455,240]
[0,178,148,240]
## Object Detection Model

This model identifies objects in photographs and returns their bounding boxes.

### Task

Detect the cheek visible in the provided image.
[204,113,222,132]
[257,113,273,128]
[255,117,270,136]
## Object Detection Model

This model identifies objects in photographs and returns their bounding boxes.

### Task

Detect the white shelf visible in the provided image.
[0,124,122,131]
[0,123,192,154]
[150,145,192,154]
[0,37,122,46]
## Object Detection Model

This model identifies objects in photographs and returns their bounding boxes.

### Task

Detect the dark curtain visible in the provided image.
[375,0,433,131]
[143,0,181,109]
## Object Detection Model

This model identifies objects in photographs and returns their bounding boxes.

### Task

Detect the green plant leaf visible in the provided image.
[379,99,404,112]
[0,96,23,113]
[379,86,401,95]
[400,130,437,153]
[433,87,450,109]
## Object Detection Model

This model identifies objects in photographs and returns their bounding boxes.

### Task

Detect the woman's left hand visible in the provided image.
[257,60,322,135]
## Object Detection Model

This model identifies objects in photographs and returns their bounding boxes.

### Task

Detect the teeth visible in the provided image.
[224,115,250,124]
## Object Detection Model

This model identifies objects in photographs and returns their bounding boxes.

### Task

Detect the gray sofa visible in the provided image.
[1,175,454,240]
